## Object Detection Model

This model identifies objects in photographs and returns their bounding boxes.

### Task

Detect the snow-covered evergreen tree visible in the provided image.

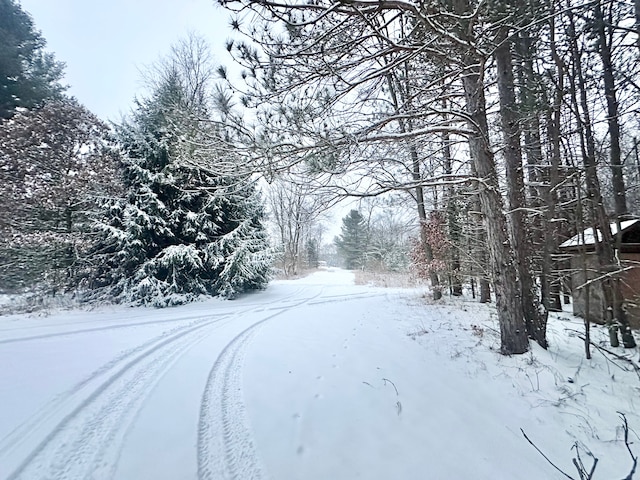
[334,210,369,270]
[88,38,271,306]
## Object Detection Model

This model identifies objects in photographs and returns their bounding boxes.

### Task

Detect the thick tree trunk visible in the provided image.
[462,55,528,354]
[496,29,548,349]
[469,162,491,304]
[594,0,628,217]
[635,0,640,50]
[449,0,527,353]
[543,107,563,313]
[547,13,570,313]
[519,33,562,313]
[479,276,491,304]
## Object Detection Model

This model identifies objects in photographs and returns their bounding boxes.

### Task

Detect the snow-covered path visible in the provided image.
[1,269,638,479]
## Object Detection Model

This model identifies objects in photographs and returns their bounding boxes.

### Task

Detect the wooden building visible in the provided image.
[559,219,640,328]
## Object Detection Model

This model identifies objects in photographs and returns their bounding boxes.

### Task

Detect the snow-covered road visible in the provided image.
[0,269,402,479]
[1,269,638,479]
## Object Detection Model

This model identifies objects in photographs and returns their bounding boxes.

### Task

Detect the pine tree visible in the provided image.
[88,43,271,307]
[335,210,368,270]
[0,0,66,118]
[306,238,319,269]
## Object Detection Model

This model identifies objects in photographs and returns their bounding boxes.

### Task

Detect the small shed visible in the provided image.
[559,219,640,328]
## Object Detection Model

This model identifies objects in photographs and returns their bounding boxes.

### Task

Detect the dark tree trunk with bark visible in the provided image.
[443,125,462,296]
[495,29,548,349]
[386,70,441,300]
[635,0,640,51]
[462,54,529,354]
[543,99,564,313]
[594,0,628,218]
[518,32,562,313]
[469,161,491,304]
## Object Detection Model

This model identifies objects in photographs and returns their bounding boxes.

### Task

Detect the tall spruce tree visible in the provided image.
[88,40,271,306]
[335,210,368,270]
[0,0,66,118]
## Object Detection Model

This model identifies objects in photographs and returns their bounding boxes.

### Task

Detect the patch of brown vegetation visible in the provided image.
[354,270,424,288]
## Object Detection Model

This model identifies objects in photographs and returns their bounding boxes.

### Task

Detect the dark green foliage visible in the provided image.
[334,210,368,270]
[306,238,319,268]
[89,64,272,306]
[0,0,66,118]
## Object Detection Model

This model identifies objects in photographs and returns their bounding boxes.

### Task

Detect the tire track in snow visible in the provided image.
[0,314,227,461]
[197,289,325,480]
[1,285,324,479]
[3,313,233,480]
[0,286,308,343]
[0,312,229,344]
[307,291,389,305]
[198,324,265,480]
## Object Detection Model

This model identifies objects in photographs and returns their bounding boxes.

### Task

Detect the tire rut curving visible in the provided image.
[197,289,325,480]
[198,324,265,480]
[3,315,225,480]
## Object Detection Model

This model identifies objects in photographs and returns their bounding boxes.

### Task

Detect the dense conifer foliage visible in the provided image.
[0,0,66,118]
[87,53,271,306]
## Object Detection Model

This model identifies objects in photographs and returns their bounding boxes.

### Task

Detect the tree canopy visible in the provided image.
[0,98,118,293]
[0,0,66,118]
[88,37,272,306]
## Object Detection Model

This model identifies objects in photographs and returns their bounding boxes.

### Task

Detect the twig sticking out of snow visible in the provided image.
[520,428,579,479]
[382,378,399,396]
[570,442,598,480]
[523,413,639,480]
[618,412,638,480]
[567,329,640,381]
[382,378,401,416]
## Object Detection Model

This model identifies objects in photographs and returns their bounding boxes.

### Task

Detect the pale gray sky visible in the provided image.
[20,0,235,121]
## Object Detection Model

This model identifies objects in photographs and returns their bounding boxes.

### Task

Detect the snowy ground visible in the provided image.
[1,268,639,479]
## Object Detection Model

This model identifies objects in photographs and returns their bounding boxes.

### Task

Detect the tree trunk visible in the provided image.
[462,54,528,354]
[469,161,491,304]
[635,0,640,49]
[543,107,563,312]
[518,32,562,313]
[385,69,441,300]
[442,119,462,296]
[414,170,442,300]
[480,277,491,304]
[496,28,548,348]
[594,0,628,218]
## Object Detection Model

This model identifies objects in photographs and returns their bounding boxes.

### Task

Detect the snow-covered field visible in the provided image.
[1,268,639,479]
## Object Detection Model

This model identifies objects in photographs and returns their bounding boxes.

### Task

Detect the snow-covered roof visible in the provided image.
[559,219,640,249]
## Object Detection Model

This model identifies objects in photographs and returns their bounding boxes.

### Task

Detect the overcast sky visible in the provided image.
[20,0,235,121]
